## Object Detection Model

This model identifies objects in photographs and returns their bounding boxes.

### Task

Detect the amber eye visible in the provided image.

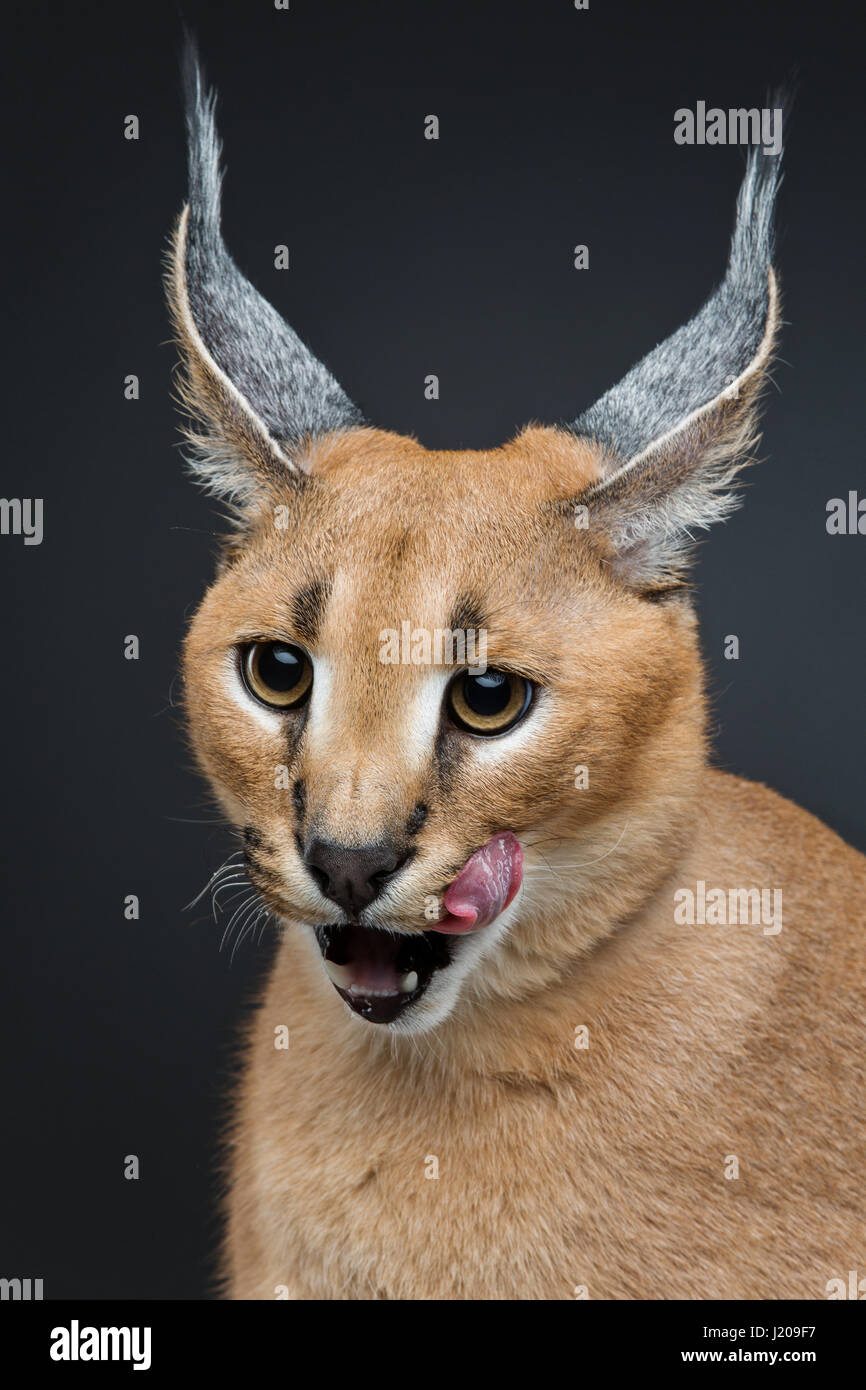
[447,670,533,736]
[241,642,313,710]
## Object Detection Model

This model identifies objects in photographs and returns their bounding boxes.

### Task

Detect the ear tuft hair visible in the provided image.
[166,36,365,511]
[570,126,785,590]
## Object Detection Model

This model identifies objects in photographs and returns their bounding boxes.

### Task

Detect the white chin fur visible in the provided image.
[384,900,521,1034]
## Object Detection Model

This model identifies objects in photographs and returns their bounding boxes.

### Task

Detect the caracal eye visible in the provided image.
[447,669,533,736]
[241,642,313,710]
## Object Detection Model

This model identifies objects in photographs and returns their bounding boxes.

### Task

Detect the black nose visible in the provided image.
[303,839,406,916]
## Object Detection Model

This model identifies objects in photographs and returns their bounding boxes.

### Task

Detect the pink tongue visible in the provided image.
[434,832,523,934]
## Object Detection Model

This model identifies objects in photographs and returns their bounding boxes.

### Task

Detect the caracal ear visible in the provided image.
[165,37,365,515]
[570,136,784,593]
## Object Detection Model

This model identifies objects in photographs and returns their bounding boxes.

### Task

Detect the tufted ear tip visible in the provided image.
[567,126,786,592]
[165,203,297,512]
[166,35,365,511]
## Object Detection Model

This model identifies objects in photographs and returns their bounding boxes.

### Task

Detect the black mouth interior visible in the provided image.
[314,923,454,1024]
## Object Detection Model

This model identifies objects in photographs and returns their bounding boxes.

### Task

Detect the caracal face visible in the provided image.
[171,46,778,1033]
[183,424,701,1030]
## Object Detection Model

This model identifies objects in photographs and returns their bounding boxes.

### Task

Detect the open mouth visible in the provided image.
[314,923,454,1023]
[312,831,524,1025]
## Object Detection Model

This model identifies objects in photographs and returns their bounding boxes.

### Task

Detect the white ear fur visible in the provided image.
[166,40,364,510]
[588,271,779,589]
[169,205,296,509]
[572,143,783,589]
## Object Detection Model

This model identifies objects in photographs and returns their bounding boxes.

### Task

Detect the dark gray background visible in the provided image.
[1,0,863,1298]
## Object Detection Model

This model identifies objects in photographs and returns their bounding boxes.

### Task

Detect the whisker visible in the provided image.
[184,850,245,911]
[211,882,252,916]
[526,846,564,881]
[219,891,259,955]
[256,907,277,945]
[230,896,266,963]
[524,822,630,871]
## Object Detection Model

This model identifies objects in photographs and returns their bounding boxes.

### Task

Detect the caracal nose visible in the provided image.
[303,838,406,916]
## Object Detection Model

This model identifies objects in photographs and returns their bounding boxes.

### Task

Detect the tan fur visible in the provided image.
[178,426,866,1300]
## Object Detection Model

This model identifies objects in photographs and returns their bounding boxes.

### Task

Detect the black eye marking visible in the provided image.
[292,778,307,824]
[289,576,331,647]
[406,802,428,835]
[434,718,462,795]
[448,594,487,638]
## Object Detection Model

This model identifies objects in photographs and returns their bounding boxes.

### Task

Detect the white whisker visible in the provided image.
[525,822,630,871]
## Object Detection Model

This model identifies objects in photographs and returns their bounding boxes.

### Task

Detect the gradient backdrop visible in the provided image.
[2,0,863,1298]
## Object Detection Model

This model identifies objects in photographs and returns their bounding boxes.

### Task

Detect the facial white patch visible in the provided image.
[468,690,552,764]
[407,671,451,765]
[301,655,334,755]
[223,652,284,734]
[388,896,524,1035]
